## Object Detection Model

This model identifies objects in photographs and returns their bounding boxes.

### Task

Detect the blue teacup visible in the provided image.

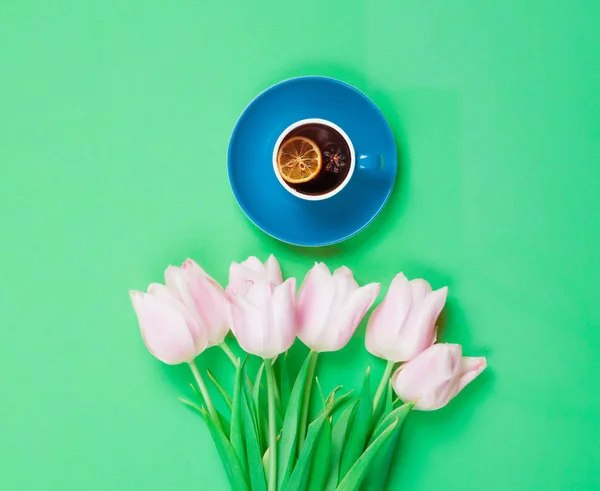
[272,117,384,202]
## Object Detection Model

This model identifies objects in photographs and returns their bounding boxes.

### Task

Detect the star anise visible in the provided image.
[323,146,348,174]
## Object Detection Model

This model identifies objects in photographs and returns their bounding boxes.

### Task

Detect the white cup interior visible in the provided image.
[272,118,355,201]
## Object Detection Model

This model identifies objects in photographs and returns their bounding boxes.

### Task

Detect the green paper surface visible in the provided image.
[1,1,599,490]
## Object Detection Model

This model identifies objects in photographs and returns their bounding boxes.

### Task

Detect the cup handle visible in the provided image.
[358,154,384,171]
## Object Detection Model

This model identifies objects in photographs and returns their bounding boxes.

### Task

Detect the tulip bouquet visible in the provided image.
[130,256,486,491]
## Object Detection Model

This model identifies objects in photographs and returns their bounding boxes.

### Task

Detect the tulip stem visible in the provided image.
[220,342,256,392]
[372,360,396,412]
[188,360,222,433]
[219,342,238,367]
[298,350,319,450]
[265,359,278,491]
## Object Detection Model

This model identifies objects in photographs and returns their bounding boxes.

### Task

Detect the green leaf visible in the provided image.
[371,396,385,431]
[370,380,394,436]
[181,397,231,436]
[336,416,399,491]
[339,367,372,480]
[200,406,250,491]
[362,425,400,491]
[241,361,261,438]
[370,382,388,436]
[369,402,413,444]
[330,389,354,416]
[218,411,231,438]
[315,377,327,407]
[179,397,203,415]
[308,409,332,491]
[262,446,270,479]
[325,399,359,491]
[277,350,313,490]
[230,360,247,479]
[361,402,413,490]
[261,433,280,479]
[206,369,233,412]
[284,397,333,491]
[393,397,404,409]
[189,382,203,402]
[241,383,267,491]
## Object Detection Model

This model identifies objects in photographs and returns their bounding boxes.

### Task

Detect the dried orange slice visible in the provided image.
[277,136,322,184]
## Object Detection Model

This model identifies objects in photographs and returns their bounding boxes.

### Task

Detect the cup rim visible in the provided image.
[272,118,356,201]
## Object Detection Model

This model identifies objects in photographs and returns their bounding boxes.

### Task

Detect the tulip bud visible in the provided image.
[297,263,379,352]
[366,273,448,362]
[164,259,230,347]
[130,284,208,365]
[392,343,487,410]
[227,278,296,359]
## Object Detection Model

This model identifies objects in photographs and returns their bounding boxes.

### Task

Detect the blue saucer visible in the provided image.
[228,76,397,247]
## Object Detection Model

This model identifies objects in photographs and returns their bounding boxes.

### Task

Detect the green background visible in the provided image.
[1,1,599,489]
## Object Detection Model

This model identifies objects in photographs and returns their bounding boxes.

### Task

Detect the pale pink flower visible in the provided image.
[366,273,448,362]
[392,343,487,410]
[227,278,296,359]
[164,259,229,347]
[297,263,379,352]
[130,284,208,365]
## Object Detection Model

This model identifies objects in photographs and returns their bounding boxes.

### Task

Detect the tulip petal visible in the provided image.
[409,279,432,305]
[297,263,336,349]
[331,266,359,313]
[166,261,230,347]
[265,254,283,286]
[245,280,272,315]
[365,273,412,361]
[228,290,267,358]
[182,258,207,276]
[227,277,296,359]
[148,282,190,318]
[229,261,263,295]
[183,263,229,346]
[333,265,354,279]
[241,256,265,274]
[269,278,297,357]
[130,290,198,365]
[398,286,448,360]
[458,357,487,391]
[328,282,380,352]
[392,344,467,410]
[164,266,194,307]
[149,283,208,353]
[387,273,413,327]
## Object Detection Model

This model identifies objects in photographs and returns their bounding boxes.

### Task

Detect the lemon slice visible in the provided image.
[277,136,322,184]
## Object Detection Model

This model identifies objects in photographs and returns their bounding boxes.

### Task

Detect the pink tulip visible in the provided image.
[297,263,380,352]
[366,273,448,362]
[391,343,487,410]
[227,278,296,359]
[130,284,208,365]
[165,259,230,347]
[228,255,282,296]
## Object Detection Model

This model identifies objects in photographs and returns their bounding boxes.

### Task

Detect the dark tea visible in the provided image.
[276,123,352,197]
